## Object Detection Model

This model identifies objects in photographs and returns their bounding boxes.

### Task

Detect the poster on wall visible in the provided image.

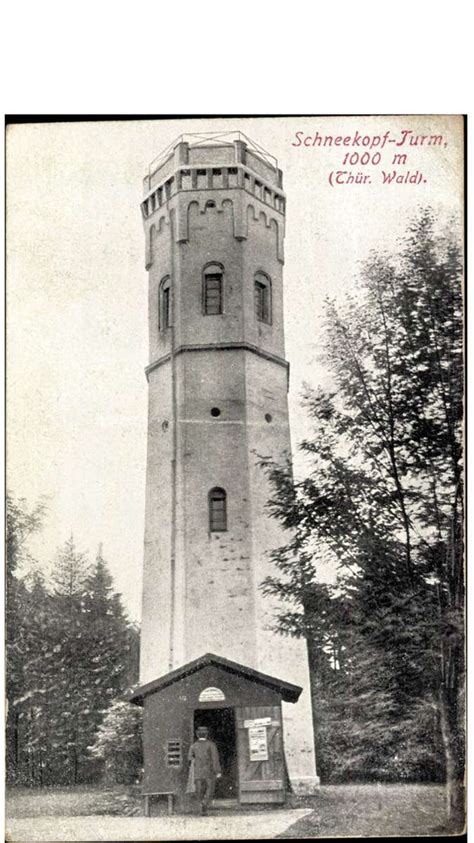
[248,726,269,762]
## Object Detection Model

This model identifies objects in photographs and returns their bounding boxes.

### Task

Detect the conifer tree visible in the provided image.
[88,700,143,784]
[5,495,48,783]
[15,571,58,785]
[6,500,141,787]
[47,540,138,784]
[79,547,137,775]
[48,536,91,783]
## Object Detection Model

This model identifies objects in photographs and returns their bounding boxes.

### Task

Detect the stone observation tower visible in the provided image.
[135,132,319,798]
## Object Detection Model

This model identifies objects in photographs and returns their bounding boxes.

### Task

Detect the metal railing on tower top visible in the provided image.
[146,131,278,179]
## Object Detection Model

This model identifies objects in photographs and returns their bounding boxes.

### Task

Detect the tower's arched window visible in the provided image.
[254,272,272,324]
[208,487,227,532]
[159,277,171,330]
[203,263,224,315]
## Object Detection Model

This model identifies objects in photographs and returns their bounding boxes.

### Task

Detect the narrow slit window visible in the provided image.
[203,264,223,315]
[254,272,272,324]
[160,277,171,330]
[209,488,227,532]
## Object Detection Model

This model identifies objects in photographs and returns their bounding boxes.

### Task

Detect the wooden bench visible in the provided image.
[143,791,175,816]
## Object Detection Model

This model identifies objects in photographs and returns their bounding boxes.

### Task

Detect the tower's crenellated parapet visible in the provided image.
[142,135,285,268]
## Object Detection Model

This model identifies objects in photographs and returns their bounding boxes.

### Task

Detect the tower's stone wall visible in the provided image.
[141,362,173,677]
[177,348,256,666]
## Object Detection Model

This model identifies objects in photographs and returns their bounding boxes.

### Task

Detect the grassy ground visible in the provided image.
[6,783,460,837]
[6,784,143,818]
[283,784,458,838]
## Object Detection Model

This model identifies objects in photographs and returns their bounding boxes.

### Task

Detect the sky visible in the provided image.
[7,115,463,621]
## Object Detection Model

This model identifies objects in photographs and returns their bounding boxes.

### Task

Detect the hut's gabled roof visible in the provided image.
[128,652,302,705]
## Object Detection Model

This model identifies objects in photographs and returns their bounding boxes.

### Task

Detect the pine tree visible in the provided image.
[16,571,59,785]
[5,495,48,784]
[46,540,139,784]
[88,700,143,784]
[47,535,91,783]
[6,497,141,787]
[79,547,137,778]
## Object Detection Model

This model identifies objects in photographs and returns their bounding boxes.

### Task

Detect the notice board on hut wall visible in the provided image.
[248,726,268,761]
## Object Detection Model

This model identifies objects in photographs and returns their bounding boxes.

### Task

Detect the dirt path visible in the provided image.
[6,809,312,841]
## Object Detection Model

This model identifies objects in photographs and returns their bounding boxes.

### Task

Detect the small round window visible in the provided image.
[265,413,272,423]
[211,407,221,418]
[162,420,169,432]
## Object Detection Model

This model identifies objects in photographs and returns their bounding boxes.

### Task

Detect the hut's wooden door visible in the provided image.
[235,705,286,804]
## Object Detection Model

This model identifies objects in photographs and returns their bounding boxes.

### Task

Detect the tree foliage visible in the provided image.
[261,210,463,823]
[6,495,50,784]
[5,498,140,787]
[6,494,47,578]
[88,700,143,784]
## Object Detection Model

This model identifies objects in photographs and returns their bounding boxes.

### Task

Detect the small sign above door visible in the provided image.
[198,687,226,702]
[243,717,272,728]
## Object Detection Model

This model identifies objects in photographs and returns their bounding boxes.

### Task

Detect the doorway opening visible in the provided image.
[193,707,238,799]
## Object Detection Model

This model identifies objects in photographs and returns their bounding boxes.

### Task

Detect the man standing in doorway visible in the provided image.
[188,725,222,815]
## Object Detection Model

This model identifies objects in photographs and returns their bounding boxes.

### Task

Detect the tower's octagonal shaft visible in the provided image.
[140,133,319,792]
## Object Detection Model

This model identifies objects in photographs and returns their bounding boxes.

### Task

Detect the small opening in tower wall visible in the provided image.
[209,488,227,532]
[211,407,221,417]
[159,277,171,330]
[265,413,273,423]
[206,200,216,209]
[162,420,169,432]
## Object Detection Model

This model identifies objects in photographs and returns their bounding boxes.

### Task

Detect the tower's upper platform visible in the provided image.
[141,132,285,220]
